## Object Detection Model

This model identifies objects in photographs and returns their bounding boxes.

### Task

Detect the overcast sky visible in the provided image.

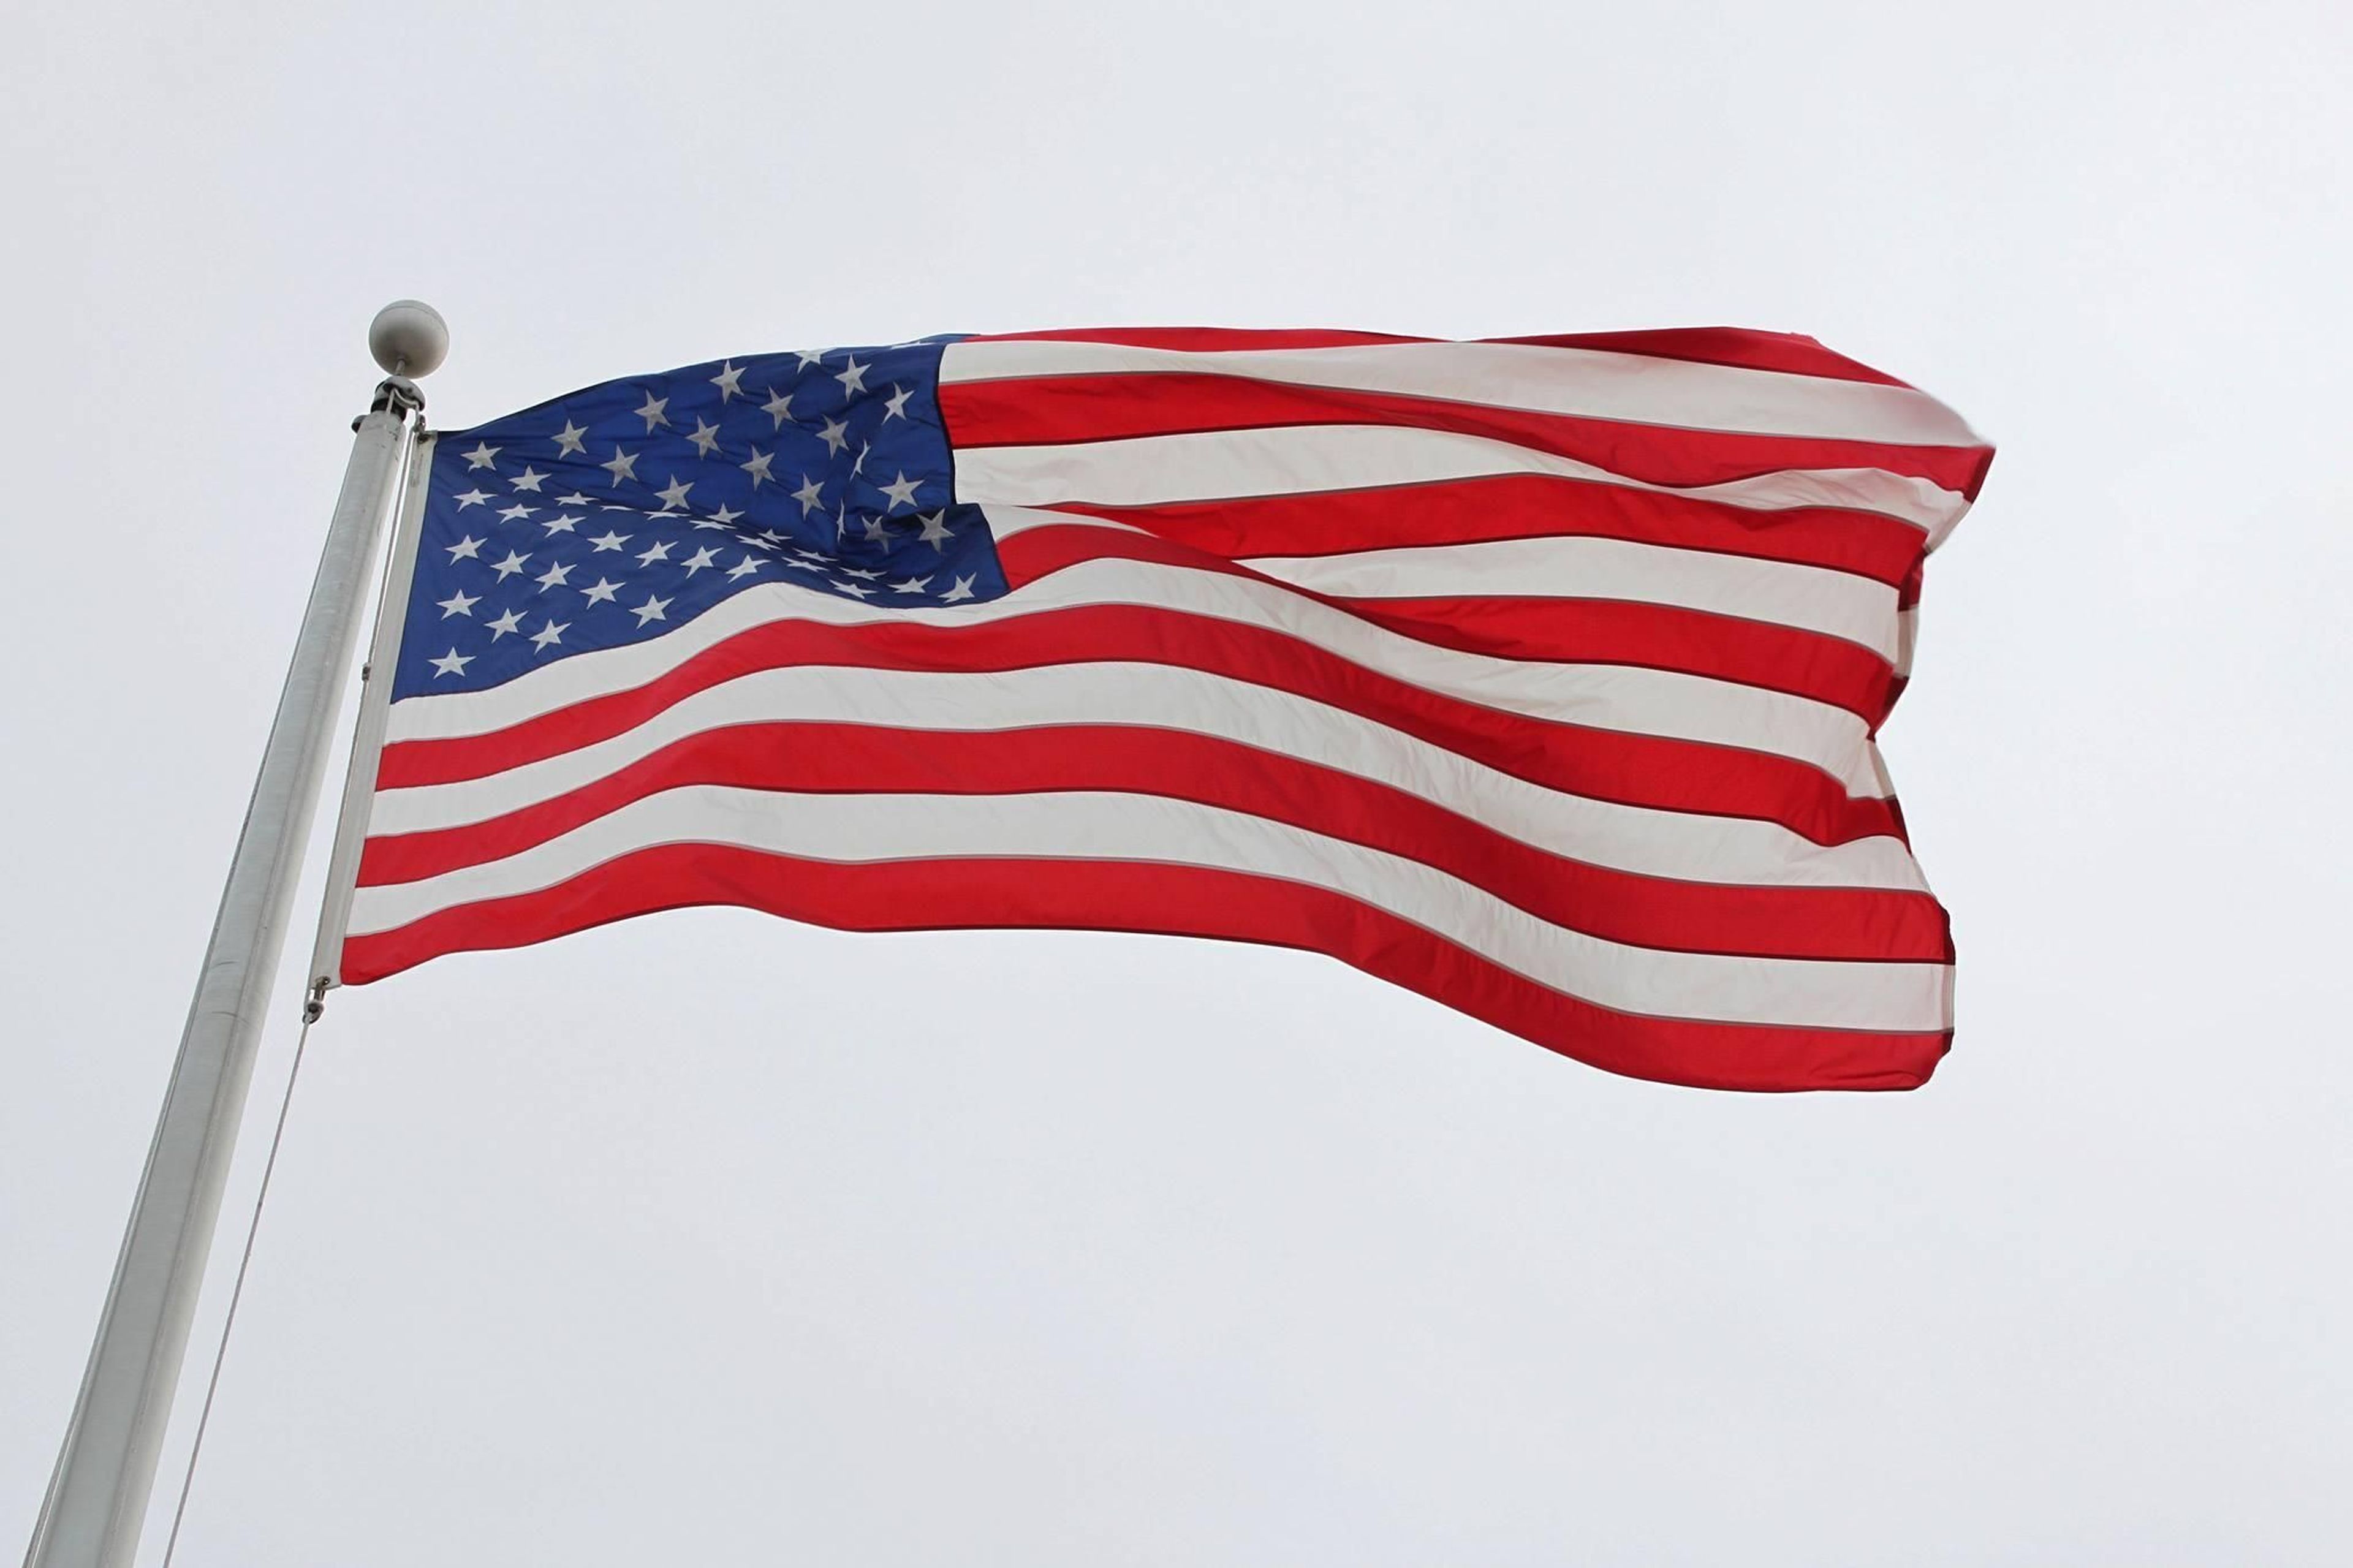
[6,2,2351,1563]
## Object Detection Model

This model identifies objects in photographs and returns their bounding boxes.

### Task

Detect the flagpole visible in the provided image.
[22,303,448,1568]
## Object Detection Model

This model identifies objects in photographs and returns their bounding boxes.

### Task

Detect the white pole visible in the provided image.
[22,303,449,1568]
[306,428,438,995]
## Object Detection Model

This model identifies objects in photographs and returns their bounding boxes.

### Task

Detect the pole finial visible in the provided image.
[368,300,449,379]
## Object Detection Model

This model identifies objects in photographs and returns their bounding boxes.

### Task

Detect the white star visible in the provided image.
[634,393,671,431]
[632,594,671,626]
[707,503,745,527]
[510,466,549,493]
[761,386,794,428]
[816,417,849,455]
[436,588,479,618]
[552,420,589,456]
[490,550,530,579]
[752,529,786,549]
[581,577,622,605]
[587,529,631,552]
[530,619,570,652]
[635,540,673,566]
[835,355,868,395]
[916,511,953,550]
[690,517,730,532]
[793,348,825,369]
[850,442,869,478]
[602,445,640,485]
[890,575,931,594]
[835,580,875,599]
[430,648,474,678]
[711,361,745,401]
[792,548,830,564]
[535,560,574,591]
[497,503,537,524]
[879,471,922,512]
[680,546,721,577]
[463,441,500,469]
[882,384,913,422]
[941,574,978,602]
[860,515,891,547]
[445,535,484,561]
[726,556,765,580]
[740,447,775,487]
[656,475,694,511]
[485,607,525,640]
[790,474,825,515]
[453,487,491,510]
[557,491,595,507]
[542,513,583,536]
[839,566,884,581]
[685,418,722,458]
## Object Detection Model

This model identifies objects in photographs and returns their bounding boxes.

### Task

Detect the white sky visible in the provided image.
[6,2,2350,1562]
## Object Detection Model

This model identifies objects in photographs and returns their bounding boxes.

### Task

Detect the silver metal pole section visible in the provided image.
[23,382,422,1568]
[307,432,437,995]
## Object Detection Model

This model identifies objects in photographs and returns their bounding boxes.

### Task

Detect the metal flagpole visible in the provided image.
[305,425,439,999]
[22,303,449,1568]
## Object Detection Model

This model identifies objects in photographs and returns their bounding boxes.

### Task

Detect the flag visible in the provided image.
[322,327,1993,1091]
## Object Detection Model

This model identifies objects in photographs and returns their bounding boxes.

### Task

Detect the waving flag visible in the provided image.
[319,327,1992,1091]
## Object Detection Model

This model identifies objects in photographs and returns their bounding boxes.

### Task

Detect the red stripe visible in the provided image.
[965,326,1420,351]
[377,605,1903,847]
[941,371,1991,495]
[1489,328,1919,387]
[339,845,1949,1092]
[990,472,1930,588]
[1357,597,1897,727]
[359,721,1952,963]
[1898,559,1925,612]
[960,326,1931,393]
[996,524,1900,723]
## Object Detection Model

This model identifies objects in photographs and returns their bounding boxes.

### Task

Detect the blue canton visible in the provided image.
[394,338,1006,698]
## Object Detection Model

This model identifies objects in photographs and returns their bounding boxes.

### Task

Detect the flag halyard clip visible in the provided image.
[354,374,426,430]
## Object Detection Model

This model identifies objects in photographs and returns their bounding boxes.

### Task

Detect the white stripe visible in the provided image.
[939,338,1984,450]
[983,503,1148,541]
[1240,536,1899,660]
[347,786,1951,1034]
[952,423,1969,539]
[383,558,1887,797]
[367,662,1928,892]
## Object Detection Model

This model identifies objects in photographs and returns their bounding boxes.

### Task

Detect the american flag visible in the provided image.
[324,327,1993,1091]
